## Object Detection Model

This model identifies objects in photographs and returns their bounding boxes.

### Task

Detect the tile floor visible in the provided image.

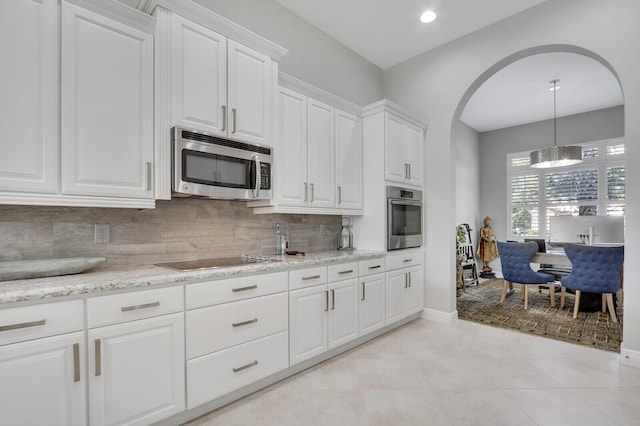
[185,319,640,426]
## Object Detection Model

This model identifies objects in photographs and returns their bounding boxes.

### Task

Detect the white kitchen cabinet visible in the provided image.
[386,266,424,324]
[359,273,385,335]
[289,264,358,365]
[307,98,336,208]
[0,331,86,426]
[61,1,154,199]
[335,109,363,210]
[385,111,424,187]
[0,0,59,195]
[87,287,185,426]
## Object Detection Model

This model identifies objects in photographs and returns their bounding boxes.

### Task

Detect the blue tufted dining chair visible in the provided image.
[560,244,624,322]
[497,241,556,310]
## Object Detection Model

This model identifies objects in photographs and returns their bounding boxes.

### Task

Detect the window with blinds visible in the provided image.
[507,139,625,237]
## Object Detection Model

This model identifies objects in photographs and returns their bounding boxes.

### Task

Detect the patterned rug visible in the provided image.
[457,279,622,352]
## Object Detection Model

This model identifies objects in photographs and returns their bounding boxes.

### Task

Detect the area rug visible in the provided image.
[457,278,622,352]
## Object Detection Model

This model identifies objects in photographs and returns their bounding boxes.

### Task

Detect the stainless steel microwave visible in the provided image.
[387,186,423,250]
[172,127,272,200]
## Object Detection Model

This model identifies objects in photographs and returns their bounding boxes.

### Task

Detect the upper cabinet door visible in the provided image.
[61,2,153,198]
[171,14,227,136]
[0,0,58,194]
[307,98,335,208]
[384,113,406,183]
[405,123,424,187]
[276,87,308,206]
[227,40,272,146]
[335,109,363,210]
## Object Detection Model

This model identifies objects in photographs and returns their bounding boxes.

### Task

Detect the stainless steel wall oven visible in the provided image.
[387,186,423,250]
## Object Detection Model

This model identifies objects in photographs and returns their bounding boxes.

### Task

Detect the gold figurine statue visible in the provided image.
[477,216,499,272]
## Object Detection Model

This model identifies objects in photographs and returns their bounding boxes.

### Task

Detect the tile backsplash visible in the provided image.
[0,199,342,269]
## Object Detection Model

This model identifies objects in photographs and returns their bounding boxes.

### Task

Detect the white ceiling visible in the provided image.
[272,0,624,132]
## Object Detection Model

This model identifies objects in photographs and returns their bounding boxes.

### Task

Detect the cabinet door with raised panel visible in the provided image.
[61,2,154,199]
[384,112,406,183]
[405,266,424,316]
[327,279,359,349]
[385,269,406,324]
[359,274,385,335]
[335,109,363,210]
[405,123,424,187]
[0,332,86,426]
[307,98,335,208]
[289,285,328,365]
[171,13,227,136]
[275,87,308,206]
[88,313,185,426]
[227,39,272,146]
[0,0,58,195]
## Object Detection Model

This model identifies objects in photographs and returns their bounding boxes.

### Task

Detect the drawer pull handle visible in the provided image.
[233,360,258,373]
[368,265,381,270]
[73,343,81,382]
[232,284,258,293]
[302,275,321,281]
[338,269,354,275]
[403,259,413,263]
[121,301,160,312]
[95,339,101,377]
[232,318,258,328]
[0,319,46,332]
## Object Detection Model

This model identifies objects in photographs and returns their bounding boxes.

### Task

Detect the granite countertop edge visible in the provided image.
[0,250,388,306]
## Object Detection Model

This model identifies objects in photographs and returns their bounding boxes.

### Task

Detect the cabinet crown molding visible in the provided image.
[148,0,288,60]
[362,99,428,129]
[279,73,363,117]
[65,0,156,33]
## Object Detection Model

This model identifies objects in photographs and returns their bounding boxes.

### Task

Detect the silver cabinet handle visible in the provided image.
[368,265,381,270]
[407,164,411,180]
[324,290,329,312]
[408,272,412,288]
[338,269,354,275]
[73,343,81,382]
[221,105,227,131]
[361,282,366,301]
[403,259,413,263]
[310,183,314,202]
[121,301,160,312]
[232,284,258,293]
[337,186,342,204]
[94,339,101,377]
[232,318,258,328]
[233,360,258,373]
[232,108,237,133]
[404,163,409,179]
[404,272,408,288]
[145,162,152,191]
[0,319,45,332]
[304,182,308,202]
[302,275,321,281]
[331,289,335,310]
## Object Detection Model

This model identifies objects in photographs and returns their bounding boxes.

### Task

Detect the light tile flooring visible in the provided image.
[185,319,640,426]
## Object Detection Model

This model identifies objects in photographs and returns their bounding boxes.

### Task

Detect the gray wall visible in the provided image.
[194,0,383,106]
[479,106,624,242]
[455,121,480,249]
[382,0,640,358]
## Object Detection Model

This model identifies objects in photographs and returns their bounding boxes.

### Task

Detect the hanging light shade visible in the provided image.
[530,80,583,168]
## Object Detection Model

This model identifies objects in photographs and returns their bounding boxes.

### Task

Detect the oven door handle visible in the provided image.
[252,154,260,199]
[389,199,423,207]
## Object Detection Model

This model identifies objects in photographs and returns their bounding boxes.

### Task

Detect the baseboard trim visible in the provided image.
[422,307,458,324]
[620,344,640,368]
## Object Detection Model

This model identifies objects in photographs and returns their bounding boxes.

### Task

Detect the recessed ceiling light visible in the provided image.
[420,10,437,23]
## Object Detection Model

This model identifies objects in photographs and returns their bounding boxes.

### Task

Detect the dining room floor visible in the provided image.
[185,318,640,426]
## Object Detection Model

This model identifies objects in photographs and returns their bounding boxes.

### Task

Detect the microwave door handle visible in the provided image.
[252,155,260,198]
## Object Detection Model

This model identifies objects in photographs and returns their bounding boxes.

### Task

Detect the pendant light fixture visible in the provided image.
[529,79,583,168]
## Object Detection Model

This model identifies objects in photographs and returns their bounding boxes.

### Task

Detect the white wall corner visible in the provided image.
[620,344,640,369]
[422,308,458,324]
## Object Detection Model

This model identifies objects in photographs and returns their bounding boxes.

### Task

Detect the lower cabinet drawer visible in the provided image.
[186,292,288,359]
[186,331,289,409]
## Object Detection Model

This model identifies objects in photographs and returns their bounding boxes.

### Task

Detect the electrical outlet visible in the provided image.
[95,224,110,243]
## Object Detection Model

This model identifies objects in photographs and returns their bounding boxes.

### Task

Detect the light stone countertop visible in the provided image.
[0,250,386,306]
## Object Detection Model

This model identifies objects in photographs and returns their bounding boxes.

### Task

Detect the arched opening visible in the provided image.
[452,44,625,351]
